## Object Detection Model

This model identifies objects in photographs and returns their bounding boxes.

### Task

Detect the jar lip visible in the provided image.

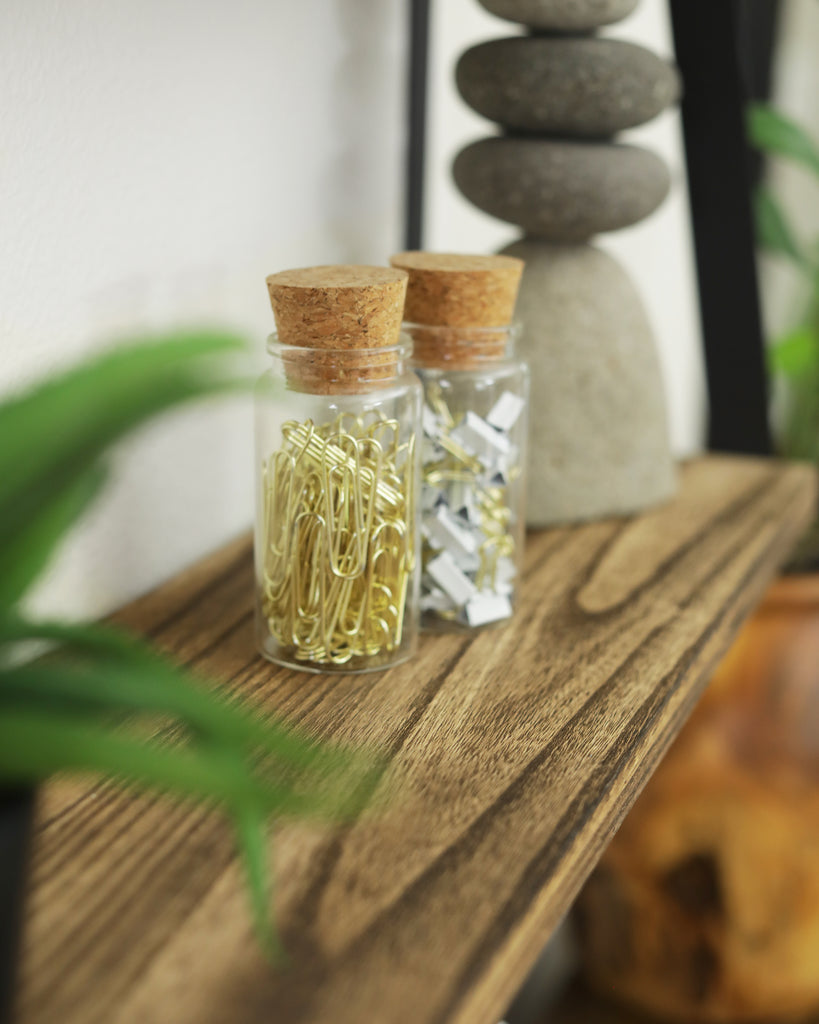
[403,321,520,368]
[402,321,520,337]
[267,333,412,360]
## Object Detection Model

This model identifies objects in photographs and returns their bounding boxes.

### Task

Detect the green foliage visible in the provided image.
[748,104,819,476]
[768,325,819,378]
[0,463,109,609]
[748,103,819,180]
[753,185,806,268]
[0,334,377,953]
[0,332,248,586]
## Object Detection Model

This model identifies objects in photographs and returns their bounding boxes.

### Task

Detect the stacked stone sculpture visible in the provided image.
[454,0,680,525]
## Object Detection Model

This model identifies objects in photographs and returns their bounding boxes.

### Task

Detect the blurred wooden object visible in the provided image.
[577,574,819,1022]
[538,978,657,1023]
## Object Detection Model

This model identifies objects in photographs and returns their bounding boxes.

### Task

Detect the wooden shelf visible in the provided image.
[18,456,817,1024]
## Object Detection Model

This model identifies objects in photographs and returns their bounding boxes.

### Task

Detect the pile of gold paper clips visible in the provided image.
[259,412,415,666]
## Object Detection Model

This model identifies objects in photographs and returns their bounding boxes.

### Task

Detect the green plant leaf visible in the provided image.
[0,617,373,788]
[0,332,248,564]
[0,706,286,809]
[0,462,108,610]
[748,103,819,178]
[0,696,365,825]
[233,800,280,960]
[769,326,819,377]
[780,370,819,462]
[0,621,383,951]
[0,330,383,953]
[753,185,806,266]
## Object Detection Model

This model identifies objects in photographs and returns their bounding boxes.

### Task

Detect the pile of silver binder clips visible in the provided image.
[419,389,525,627]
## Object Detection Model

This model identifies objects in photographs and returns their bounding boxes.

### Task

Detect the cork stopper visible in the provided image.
[266,265,409,393]
[389,252,523,328]
[389,252,524,369]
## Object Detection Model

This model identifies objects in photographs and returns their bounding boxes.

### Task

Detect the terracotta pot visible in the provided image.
[576,574,819,1023]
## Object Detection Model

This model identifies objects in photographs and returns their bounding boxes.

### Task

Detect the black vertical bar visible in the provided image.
[0,788,34,1024]
[670,0,773,455]
[405,0,430,250]
[738,0,782,187]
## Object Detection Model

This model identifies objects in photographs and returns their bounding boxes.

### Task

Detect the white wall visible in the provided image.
[2,0,707,622]
[425,0,706,458]
[1,0,405,620]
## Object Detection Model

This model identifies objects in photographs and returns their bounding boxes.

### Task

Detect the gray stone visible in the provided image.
[454,138,670,241]
[477,0,639,30]
[500,239,676,525]
[456,37,680,137]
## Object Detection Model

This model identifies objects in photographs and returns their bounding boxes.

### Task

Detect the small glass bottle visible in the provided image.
[255,266,422,672]
[390,252,528,631]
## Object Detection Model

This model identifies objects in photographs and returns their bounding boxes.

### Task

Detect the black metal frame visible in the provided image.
[670,0,775,455]
[0,789,34,1024]
[739,0,784,189]
[406,0,783,456]
[405,0,431,251]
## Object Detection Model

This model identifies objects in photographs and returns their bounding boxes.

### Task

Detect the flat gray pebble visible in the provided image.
[456,37,680,137]
[477,0,639,30]
[454,137,670,241]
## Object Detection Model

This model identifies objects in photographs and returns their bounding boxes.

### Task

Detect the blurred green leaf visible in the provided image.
[0,329,381,952]
[0,617,372,786]
[769,325,819,377]
[748,103,819,178]
[233,800,279,959]
[0,623,382,951]
[780,369,819,463]
[0,463,108,610]
[0,706,282,808]
[754,185,807,266]
[0,693,362,825]
[0,332,248,574]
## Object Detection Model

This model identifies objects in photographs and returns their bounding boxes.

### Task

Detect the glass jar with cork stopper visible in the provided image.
[389,252,529,631]
[255,265,422,672]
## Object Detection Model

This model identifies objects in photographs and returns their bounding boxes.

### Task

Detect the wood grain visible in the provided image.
[17,457,817,1024]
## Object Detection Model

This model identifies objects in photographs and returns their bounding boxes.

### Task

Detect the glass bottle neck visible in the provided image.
[403,323,518,370]
[266,334,410,394]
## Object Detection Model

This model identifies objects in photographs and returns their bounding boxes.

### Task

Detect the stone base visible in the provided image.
[501,239,676,526]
